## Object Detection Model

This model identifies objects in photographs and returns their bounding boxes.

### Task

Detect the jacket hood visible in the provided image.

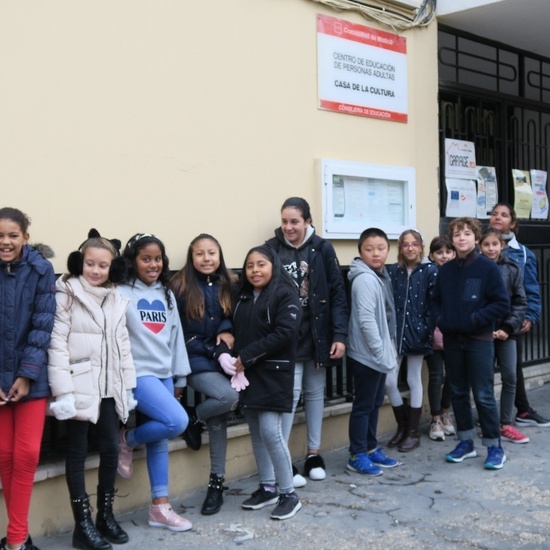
[10,244,54,276]
[125,278,163,291]
[273,225,316,251]
[31,243,55,259]
[497,254,517,268]
[237,244,295,297]
[348,257,379,283]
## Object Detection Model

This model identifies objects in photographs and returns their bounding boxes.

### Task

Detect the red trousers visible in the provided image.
[0,398,46,545]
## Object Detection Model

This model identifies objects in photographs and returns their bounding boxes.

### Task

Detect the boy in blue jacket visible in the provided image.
[433,217,510,469]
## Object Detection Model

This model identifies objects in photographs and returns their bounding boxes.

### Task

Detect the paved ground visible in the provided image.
[36,384,550,549]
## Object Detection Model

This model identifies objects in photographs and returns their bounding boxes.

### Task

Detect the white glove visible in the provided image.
[50,393,77,420]
[127,390,138,411]
[219,353,237,376]
[230,371,250,392]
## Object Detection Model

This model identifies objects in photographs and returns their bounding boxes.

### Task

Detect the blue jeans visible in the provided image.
[495,338,517,425]
[347,356,387,455]
[243,409,293,494]
[188,371,239,476]
[126,376,188,499]
[444,336,500,447]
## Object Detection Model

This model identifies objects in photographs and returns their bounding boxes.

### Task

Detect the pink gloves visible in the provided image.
[219,353,237,376]
[231,370,250,392]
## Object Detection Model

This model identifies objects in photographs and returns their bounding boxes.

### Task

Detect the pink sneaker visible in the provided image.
[148,503,192,532]
[501,425,529,444]
[117,429,134,478]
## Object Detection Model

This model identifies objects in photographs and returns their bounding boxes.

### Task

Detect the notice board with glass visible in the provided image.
[319,159,416,239]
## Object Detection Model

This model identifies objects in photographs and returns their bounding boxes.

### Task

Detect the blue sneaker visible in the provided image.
[367,447,399,468]
[347,452,383,476]
[484,445,506,470]
[445,440,477,463]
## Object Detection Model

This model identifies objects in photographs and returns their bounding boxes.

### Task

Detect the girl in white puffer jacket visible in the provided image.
[48,230,136,550]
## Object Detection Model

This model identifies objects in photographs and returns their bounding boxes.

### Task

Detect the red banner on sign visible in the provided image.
[319,99,408,123]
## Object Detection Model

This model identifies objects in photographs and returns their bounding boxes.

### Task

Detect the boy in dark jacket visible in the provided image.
[433,217,510,470]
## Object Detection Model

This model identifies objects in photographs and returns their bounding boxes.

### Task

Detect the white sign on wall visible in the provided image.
[317,14,408,123]
[444,139,477,179]
[319,158,416,239]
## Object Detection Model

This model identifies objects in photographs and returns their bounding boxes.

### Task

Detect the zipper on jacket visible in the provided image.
[115,303,129,420]
[102,295,109,399]
[398,271,411,355]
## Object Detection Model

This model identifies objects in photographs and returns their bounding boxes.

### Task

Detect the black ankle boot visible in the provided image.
[200,474,225,515]
[71,495,112,550]
[96,488,129,544]
[183,408,204,451]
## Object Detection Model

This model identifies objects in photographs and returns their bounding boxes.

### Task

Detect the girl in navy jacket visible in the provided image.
[171,234,239,516]
[0,207,55,550]
[386,230,437,453]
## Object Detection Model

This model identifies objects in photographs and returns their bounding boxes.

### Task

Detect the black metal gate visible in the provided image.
[438,24,550,366]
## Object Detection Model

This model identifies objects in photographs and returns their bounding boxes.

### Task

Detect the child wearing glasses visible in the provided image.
[385,230,437,452]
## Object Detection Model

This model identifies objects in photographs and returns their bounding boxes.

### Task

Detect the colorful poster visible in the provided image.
[445,178,477,217]
[529,169,549,220]
[444,139,477,179]
[476,166,498,219]
[512,169,533,219]
[317,14,408,122]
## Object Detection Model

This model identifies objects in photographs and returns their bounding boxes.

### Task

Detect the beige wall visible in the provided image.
[0,0,439,271]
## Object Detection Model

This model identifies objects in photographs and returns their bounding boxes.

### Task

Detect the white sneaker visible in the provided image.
[441,413,456,435]
[292,465,307,487]
[429,419,445,441]
[304,454,326,480]
[293,475,307,488]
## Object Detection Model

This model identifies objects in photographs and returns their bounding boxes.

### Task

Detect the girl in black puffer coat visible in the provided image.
[232,245,303,521]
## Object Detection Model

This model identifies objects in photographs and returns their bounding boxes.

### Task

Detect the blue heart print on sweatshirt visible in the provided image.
[138,299,167,334]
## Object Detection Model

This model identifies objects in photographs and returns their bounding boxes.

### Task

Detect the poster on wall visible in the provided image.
[529,169,549,220]
[444,139,477,179]
[476,166,498,219]
[445,178,477,217]
[512,169,533,219]
[317,14,408,122]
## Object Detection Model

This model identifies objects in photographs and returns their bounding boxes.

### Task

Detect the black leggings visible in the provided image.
[426,351,452,416]
[65,398,119,499]
[515,336,530,414]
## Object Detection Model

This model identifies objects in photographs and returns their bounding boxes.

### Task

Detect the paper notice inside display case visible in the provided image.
[319,159,415,239]
[445,179,477,217]
[512,169,533,219]
[530,169,549,220]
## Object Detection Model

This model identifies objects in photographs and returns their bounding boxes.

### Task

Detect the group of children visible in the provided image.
[0,199,347,548]
[0,200,546,549]
[349,207,545,478]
